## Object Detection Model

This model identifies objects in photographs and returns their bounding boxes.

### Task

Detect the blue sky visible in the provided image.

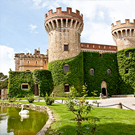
[0,0,135,75]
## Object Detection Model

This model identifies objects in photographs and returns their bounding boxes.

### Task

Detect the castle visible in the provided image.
[12,7,135,97]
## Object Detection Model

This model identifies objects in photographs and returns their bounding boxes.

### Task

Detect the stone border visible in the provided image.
[0,102,56,135]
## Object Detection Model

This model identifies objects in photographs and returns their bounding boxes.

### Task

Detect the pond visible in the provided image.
[0,105,48,135]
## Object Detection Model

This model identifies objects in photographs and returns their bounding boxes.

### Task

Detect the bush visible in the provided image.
[26,95,34,103]
[45,94,54,105]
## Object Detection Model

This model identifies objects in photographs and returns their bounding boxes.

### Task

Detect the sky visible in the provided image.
[0,0,135,76]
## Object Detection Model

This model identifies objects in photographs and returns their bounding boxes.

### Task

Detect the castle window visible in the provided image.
[125,69,128,73]
[90,68,94,75]
[126,52,129,57]
[64,84,70,92]
[64,44,68,51]
[27,60,30,64]
[107,69,111,74]
[36,61,38,64]
[21,83,29,90]
[64,64,69,72]
[100,53,103,57]
[44,61,46,64]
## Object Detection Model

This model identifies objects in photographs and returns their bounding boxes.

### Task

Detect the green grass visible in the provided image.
[0,100,135,135]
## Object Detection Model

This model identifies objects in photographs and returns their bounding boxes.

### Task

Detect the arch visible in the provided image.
[64,64,69,72]
[90,68,94,75]
[101,81,107,96]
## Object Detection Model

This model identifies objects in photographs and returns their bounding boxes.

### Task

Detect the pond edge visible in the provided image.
[0,102,56,135]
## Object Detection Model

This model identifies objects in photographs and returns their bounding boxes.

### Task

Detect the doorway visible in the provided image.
[102,88,106,96]
[101,81,107,96]
[34,84,39,96]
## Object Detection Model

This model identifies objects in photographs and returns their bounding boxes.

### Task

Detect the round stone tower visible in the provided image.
[44,7,83,62]
[111,19,135,51]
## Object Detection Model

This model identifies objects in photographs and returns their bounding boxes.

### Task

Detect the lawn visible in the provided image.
[0,100,135,135]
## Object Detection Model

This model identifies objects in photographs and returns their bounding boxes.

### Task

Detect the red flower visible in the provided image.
[9,94,11,96]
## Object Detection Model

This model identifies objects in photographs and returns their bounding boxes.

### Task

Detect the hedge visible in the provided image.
[8,70,53,97]
[8,71,34,97]
[33,69,54,96]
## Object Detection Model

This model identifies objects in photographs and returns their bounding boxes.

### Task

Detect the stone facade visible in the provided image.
[111,19,135,51]
[44,7,83,62]
[14,49,48,71]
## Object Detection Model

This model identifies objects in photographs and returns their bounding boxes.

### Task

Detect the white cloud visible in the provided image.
[29,24,39,33]
[0,45,15,76]
[31,0,135,45]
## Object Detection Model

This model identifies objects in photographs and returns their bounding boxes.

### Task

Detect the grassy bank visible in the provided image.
[0,100,135,135]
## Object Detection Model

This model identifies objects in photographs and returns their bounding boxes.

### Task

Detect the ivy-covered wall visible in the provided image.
[48,52,120,96]
[117,47,135,94]
[8,70,53,97]
[8,71,34,97]
[33,69,54,96]
[83,52,119,96]
[48,53,84,97]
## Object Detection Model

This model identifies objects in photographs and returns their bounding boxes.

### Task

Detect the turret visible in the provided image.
[111,19,135,51]
[44,7,83,62]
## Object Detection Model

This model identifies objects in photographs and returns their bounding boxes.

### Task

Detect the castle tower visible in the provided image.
[111,19,135,51]
[44,7,83,62]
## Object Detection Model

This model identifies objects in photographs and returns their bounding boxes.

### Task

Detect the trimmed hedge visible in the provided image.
[83,52,119,96]
[8,70,53,97]
[48,53,84,96]
[33,69,54,96]
[8,71,34,97]
[117,47,135,94]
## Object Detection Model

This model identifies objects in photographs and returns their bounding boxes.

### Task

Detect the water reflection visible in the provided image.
[0,105,48,135]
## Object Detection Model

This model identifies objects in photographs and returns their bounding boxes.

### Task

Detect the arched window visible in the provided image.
[44,61,46,64]
[27,60,30,64]
[64,64,69,72]
[126,52,129,57]
[36,61,38,64]
[90,68,94,75]
[107,69,111,74]
[125,69,128,73]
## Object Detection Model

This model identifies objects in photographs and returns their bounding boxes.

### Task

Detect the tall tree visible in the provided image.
[0,72,8,89]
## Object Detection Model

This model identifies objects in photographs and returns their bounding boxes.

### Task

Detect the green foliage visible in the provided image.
[33,69,54,97]
[83,52,119,96]
[8,71,34,97]
[65,85,92,121]
[48,53,84,96]
[75,119,99,135]
[8,70,54,97]
[45,93,54,105]
[0,72,8,89]
[26,95,34,103]
[117,47,135,94]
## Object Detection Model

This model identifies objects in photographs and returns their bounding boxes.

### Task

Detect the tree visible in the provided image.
[0,72,8,89]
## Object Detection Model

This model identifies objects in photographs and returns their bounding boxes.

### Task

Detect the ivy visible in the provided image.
[48,52,120,96]
[117,47,135,94]
[48,53,84,96]
[8,70,53,97]
[83,52,119,96]
[33,69,54,96]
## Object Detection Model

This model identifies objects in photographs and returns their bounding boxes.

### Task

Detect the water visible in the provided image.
[0,105,48,135]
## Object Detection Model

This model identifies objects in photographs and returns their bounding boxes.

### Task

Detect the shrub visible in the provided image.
[45,94,54,105]
[26,95,34,103]
[65,85,92,121]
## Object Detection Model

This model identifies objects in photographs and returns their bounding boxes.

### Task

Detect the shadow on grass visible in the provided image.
[53,123,135,135]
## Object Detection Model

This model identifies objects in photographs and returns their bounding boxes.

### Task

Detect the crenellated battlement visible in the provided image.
[45,7,83,23]
[111,19,135,51]
[111,19,135,31]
